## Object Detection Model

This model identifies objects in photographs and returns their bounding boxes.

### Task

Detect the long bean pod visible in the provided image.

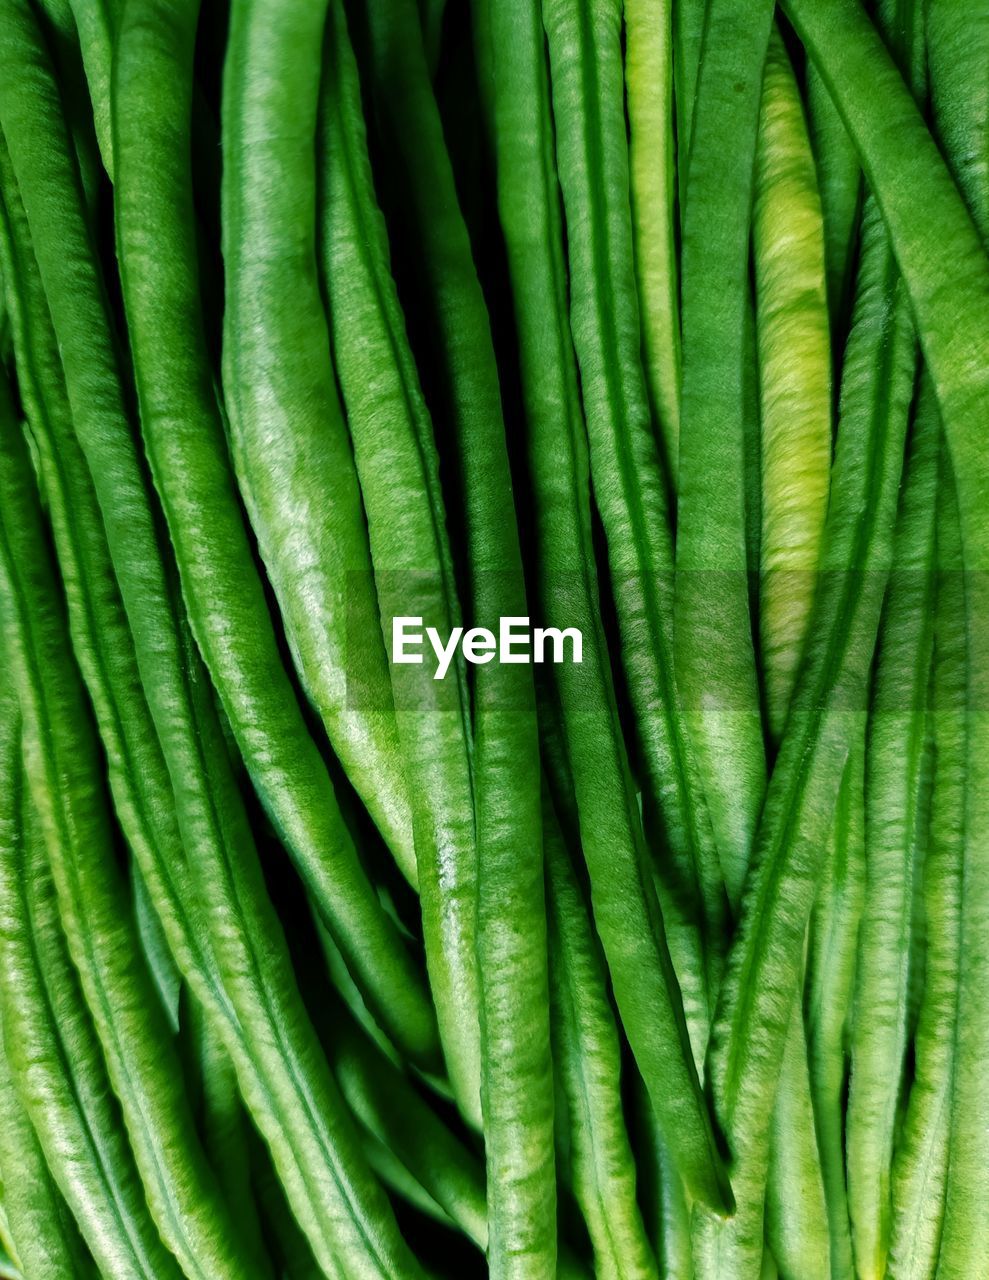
[780,2,989,1269]
[886,452,964,1280]
[354,3,555,1267]
[753,26,832,744]
[317,0,479,1125]
[0,709,182,1280]
[0,361,257,1280]
[699,196,917,1272]
[847,375,938,1280]
[475,0,730,1213]
[625,0,680,484]
[542,0,726,1020]
[806,741,865,1280]
[112,0,435,1054]
[543,791,659,1280]
[674,0,770,888]
[1,6,433,1271]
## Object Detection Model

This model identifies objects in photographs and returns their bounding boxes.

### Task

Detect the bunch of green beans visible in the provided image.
[0,0,986,1276]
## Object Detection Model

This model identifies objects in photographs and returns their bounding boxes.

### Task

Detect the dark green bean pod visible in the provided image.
[353,2,554,1268]
[806,741,865,1280]
[625,0,680,483]
[0,715,182,1280]
[317,0,479,1125]
[807,67,861,340]
[541,0,726,1017]
[887,452,964,1280]
[111,0,435,1056]
[473,0,730,1215]
[928,0,989,244]
[674,0,770,892]
[847,375,939,1280]
[0,361,259,1280]
[672,0,705,222]
[697,198,917,1273]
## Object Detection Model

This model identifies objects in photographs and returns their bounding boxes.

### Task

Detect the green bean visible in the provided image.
[354,4,554,1267]
[753,26,832,744]
[2,5,433,1270]
[0,1032,96,1280]
[112,0,436,1057]
[317,0,479,1124]
[927,0,989,244]
[700,195,917,1271]
[634,1086,692,1280]
[474,0,730,1213]
[62,0,115,171]
[886,451,963,1280]
[781,3,989,1269]
[625,0,680,483]
[0,359,258,1280]
[672,0,706,220]
[674,0,770,888]
[215,0,416,889]
[807,66,861,340]
[847,374,939,1280]
[0,708,96,1280]
[2,96,359,1280]
[544,793,658,1280]
[806,740,865,1280]
[765,1005,829,1280]
[542,0,726,1005]
[0,726,182,1280]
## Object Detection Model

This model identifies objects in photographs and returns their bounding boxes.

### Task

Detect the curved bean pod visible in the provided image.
[215,0,415,887]
[0,718,182,1280]
[317,0,479,1124]
[112,0,435,1058]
